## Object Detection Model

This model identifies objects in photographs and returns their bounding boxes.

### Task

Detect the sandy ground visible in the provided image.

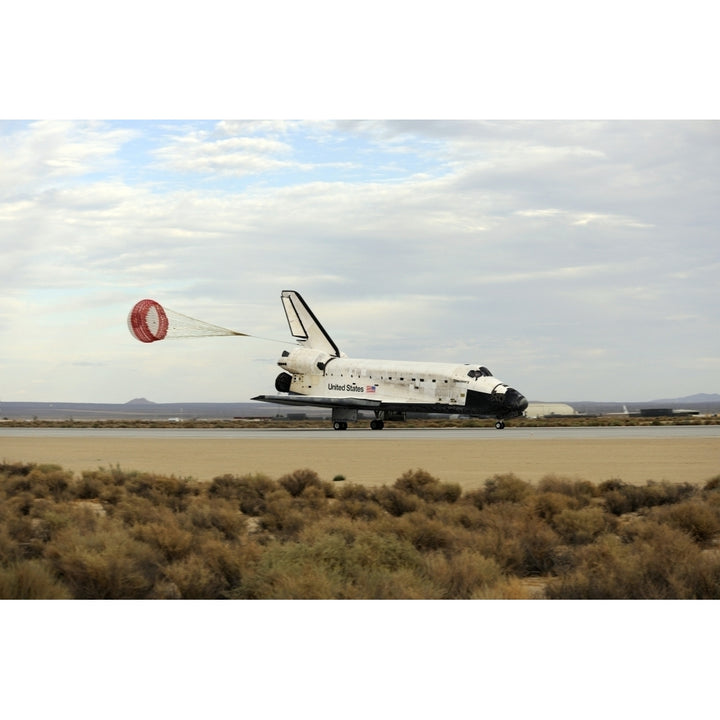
[2,435,718,489]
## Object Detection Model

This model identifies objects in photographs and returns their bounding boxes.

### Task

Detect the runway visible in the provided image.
[2,425,719,488]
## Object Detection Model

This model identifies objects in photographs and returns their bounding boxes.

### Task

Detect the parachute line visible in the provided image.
[128,299,249,343]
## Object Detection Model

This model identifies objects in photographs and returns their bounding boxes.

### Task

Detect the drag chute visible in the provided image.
[128,299,248,343]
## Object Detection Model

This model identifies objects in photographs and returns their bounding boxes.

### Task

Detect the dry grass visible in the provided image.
[2,462,720,599]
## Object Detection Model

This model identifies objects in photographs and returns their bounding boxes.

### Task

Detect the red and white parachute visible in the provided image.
[128,299,248,343]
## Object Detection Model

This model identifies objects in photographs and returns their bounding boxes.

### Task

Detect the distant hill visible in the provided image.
[650,393,720,404]
[2,393,719,421]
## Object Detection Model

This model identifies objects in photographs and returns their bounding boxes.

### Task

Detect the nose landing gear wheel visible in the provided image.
[333,421,348,431]
[495,420,505,429]
[370,419,385,430]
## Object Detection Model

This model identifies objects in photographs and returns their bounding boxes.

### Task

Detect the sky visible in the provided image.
[2,3,719,405]
[3,4,720,700]
[1,118,718,404]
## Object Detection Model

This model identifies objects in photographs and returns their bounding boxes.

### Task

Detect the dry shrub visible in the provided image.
[201,538,260,591]
[231,536,344,599]
[297,485,329,512]
[423,549,502,598]
[278,468,322,498]
[0,560,71,599]
[233,529,428,599]
[468,503,561,575]
[259,564,341,599]
[349,530,424,574]
[76,468,131,505]
[393,512,457,553]
[333,497,382,521]
[548,522,720,599]
[0,461,35,479]
[601,488,635,516]
[546,535,633,599]
[74,471,107,500]
[473,576,536,599]
[299,522,424,577]
[6,510,48,559]
[3,458,719,599]
[6,491,34,518]
[337,483,374,502]
[21,501,79,550]
[433,502,486,531]
[46,523,161,599]
[640,481,696,507]
[260,489,306,538]
[374,487,421,517]
[161,555,229,599]
[537,475,597,503]
[472,503,530,573]
[532,491,579,522]
[4,465,74,502]
[208,473,276,515]
[299,515,360,546]
[124,473,196,511]
[133,520,195,562]
[0,526,24,564]
[394,469,461,503]
[148,579,183,599]
[153,538,258,599]
[518,519,562,574]
[480,474,534,506]
[185,497,247,540]
[350,567,443,599]
[116,495,168,526]
[651,500,720,543]
[600,479,697,515]
[552,506,614,545]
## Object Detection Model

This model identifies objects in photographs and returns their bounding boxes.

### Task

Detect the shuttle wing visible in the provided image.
[252,394,451,414]
[252,394,382,409]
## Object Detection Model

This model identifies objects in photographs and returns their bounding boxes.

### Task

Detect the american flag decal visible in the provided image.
[366,385,376,393]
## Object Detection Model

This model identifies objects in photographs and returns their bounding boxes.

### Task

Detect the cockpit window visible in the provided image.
[467,366,492,379]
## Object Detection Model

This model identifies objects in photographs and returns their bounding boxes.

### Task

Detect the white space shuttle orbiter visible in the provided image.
[252,290,528,430]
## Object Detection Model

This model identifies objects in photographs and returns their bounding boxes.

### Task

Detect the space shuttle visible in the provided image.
[252,291,528,430]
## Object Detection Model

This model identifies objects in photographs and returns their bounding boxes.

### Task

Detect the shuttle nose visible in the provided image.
[504,388,528,413]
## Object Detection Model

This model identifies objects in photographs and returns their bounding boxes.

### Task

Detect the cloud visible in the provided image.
[0,119,718,402]
[153,133,297,176]
[516,208,654,228]
[0,120,134,195]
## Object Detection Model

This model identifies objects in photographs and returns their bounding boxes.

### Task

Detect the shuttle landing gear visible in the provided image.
[370,410,386,430]
[331,408,356,430]
[495,420,505,430]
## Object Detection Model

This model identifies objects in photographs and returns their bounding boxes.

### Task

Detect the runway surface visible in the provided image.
[1,425,719,488]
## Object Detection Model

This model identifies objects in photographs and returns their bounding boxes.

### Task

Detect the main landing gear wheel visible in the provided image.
[333,421,348,431]
[495,420,505,430]
[370,419,385,430]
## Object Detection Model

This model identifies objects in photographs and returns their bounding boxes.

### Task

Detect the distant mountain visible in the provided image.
[650,393,720,404]
[125,398,156,405]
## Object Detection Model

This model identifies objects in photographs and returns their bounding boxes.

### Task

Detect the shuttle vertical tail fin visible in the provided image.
[281,290,342,357]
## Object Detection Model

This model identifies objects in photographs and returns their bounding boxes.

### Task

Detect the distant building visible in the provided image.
[639,408,699,417]
[524,403,576,418]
